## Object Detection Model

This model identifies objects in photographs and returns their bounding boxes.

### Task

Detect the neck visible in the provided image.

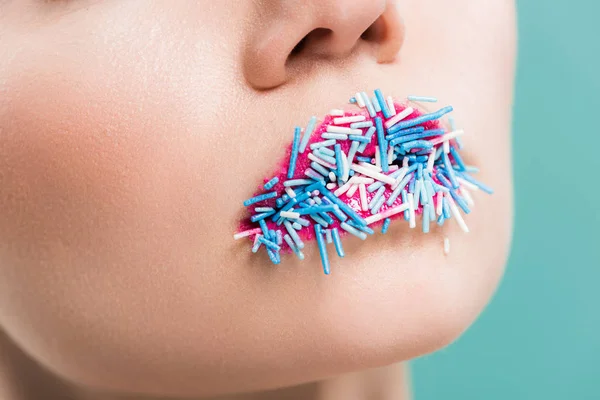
[0,330,410,400]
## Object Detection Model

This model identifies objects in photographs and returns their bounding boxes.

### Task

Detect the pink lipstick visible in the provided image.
[234,90,493,274]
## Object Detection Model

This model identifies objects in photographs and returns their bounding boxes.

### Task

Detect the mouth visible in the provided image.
[234,90,493,274]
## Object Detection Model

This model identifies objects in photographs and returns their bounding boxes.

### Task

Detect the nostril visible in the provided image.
[288,28,333,59]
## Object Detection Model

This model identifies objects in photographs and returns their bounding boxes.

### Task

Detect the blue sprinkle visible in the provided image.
[315,225,331,275]
[310,139,336,150]
[306,182,368,227]
[389,129,445,146]
[284,220,304,249]
[355,156,373,163]
[361,92,377,117]
[321,198,348,221]
[369,186,386,209]
[310,161,331,177]
[347,221,375,235]
[457,172,494,194]
[387,173,414,206]
[266,247,280,265]
[417,163,423,180]
[371,96,381,112]
[389,106,453,131]
[347,140,360,166]
[386,126,426,141]
[464,166,480,174]
[243,191,278,207]
[292,222,302,230]
[296,204,336,215]
[322,133,348,140]
[251,210,276,222]
[331,228,345,257]
[414,179,423,207]
[409,178,416,193]
[349,170,355,176]
[442,198,451,219]
[283,234,305,260]
[276,198,285,208]
[450,190,471,214]
[263,177,279,190]
[258,219,269,236]
[318,147,335,157]
[408,95,438,103]
[299,116,317,154]
[449,146,466,171]
[402,190,410,221]
[441,152,459,189]
[305,168,326,183]
[348,135,371,143]
[358,126,376,152]
[309,214,329,228]
[375,117,388,172]
[422,204,431,233]
[415,155,428,162]
[258,235,281,252]
[375,89,391,119]
[401,140,434,152]
[437,215,445,226]
[312,150,337,165]
[381,218,391,234]
[284,179,314,187]
[252,235,263,253]
[334,144,343,181]
[429,200,437,221]
[340,222,367,240]
[288,127,301,179]
[371,195,386,214]
[350,121,374,129]
[424,179,435,199]
[255,207,274,213]
[419,179,428,205]
[325,229,333,244]
[296,217,311,227]
[318,211,334,225]
[349,97,357,104]
[282,194,290,202]
[313,197,323,205]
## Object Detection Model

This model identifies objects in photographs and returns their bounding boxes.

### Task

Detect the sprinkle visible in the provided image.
[386,126,426,141]
[296,217,311,227]
[327,125,361,135]
[328,171,337,181]
[426,149,436,172]
[287,127,301,179]
[331,228,345,257]
[351,164,396,185]
[349,97,357,103]
[322,133,348,140]
[436,192,444,216]
[341,151,350,182]
[446,193,469,233]
[295,205,336,215]
[315,225,331,275]
[370,96,380,112]
[305,168,325,183]
[306,182,368,227]
[375,147,381,168]
[429,129,465,146]
[258,236,281,252]
[243,191,278,207]
[375,117,389,172]
[285,187,297,198]
[310,139,337,150]
[369,186,386,209]
[408,193,416,228]
[330,109,345,116]
[346,184,359,198]
[340,222,367,240]
[460,187,475,207]
[284,220,304,249]
[387,173,413,205]
[280,211,300,219]
[348,135,371,143]
[389,106,453,132]
[389,129,445,146]
[255,207,274,213]
[365,203,410,225]
[252,234,262,253]
[276,230,283,245]
[264,177,279,190]
[350,121,374,129]
[326,183,336,190]
[457,172,494,194]
[310,161,331,177]
[444,237,451,255]
[284,234,305,260]
[284,179,314,187]
[358,126,376,152]
[361,92,377,117]
[355,92,366,107]
[375,89,391,119]
[334,144,344,181]
[299,116,317,154]
[312,150,337,165]
[422,204,431,233]
[408,95,438,103]
[443,140,450,154]
[292,222,302,230]
[334,115,366,125]
[233,228,262,240]
[384,107,414,129]
[387,96,397,116]
[318,147,335,157]
[359,183,368,212]
[308,153,336,169]
[251,211,276,222]
[381,218,392,234]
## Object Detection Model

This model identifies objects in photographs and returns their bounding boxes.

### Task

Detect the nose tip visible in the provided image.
[243,0,405,90]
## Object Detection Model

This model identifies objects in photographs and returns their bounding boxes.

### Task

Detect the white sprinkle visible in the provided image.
[388,165,399,172]
[388,146,395,165]
[341,151,350,182]
[355,92,366,108]
[327,125,362,135]
[346,184,359,198]
[334,179,354,197]
[330,109,345,117]
[359,183,368,211]
[443,140,450,154]
[233,228,262,240]
[375,147,381,168]
[308,153,336,169]
[351,177,375,184]
[444,237,451,255]
[426,149,436,172]
[436,192,444,216]
[328,172,337,181]
[402,157,409,168]
[408,95,438,103]
[414,179,423,208]
[326,183,337,190]
[387,96,397,116]
[408,193,416,228]
[280,211,300,219]
[351,164,396,185]
[322,133,348,140]
[358,161,382,173]
[384,107,414,129]
[364,203,410,225]
[457,177,479,191]
[285,187,296,198]
[460,187,475,207]
[310,139,336,150]
[334,115,366,125]
[446,193,469,233]
[430,130,465,146]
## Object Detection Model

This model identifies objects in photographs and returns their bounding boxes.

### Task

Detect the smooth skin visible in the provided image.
[0,1,516,399]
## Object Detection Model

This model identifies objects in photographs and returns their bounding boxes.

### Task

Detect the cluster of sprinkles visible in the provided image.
[234,90,493,274]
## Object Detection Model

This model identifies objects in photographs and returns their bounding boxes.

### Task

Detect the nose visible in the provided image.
[242,0,405,90]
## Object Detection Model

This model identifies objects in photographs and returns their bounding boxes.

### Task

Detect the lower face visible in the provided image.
[0,0,515,397]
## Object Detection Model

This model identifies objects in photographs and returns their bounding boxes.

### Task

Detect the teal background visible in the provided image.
[412,1,600,399]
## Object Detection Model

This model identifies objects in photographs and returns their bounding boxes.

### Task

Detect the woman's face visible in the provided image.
[0,0,515,397]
